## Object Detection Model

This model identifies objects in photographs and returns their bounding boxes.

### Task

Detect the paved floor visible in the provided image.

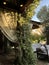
[0,50,15,65]
[35,53,49,65]
[0,54,14,65]
[0,53,49,65]
[37,60,49,65]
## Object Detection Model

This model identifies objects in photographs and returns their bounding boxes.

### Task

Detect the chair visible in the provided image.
[36,45,49,61]
[32,43,41,52]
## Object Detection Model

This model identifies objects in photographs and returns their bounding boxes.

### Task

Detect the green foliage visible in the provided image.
[31,34,45,43]
[22,0,40,21]
[14,0,40,65]
[37,6,48,22]
[37,5,49,44]
[43,24,49,44]
[15,22,36,65]
[37,5,49,22]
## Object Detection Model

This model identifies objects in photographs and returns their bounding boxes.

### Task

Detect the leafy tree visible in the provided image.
[43,19,49,44]
[14,22,36,65]
[37,6,48,22]
[37,6,49,44]
[14,0,40,65]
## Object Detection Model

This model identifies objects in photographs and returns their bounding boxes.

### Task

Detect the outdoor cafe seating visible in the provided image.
[32,43,49,61]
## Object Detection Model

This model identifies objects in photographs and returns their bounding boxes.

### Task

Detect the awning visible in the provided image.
[30,20,41,29]
[0,26,17,43]
[0,12,17,43]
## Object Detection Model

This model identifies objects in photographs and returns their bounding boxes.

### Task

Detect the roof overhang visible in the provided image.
[30,20,41,29]
[0,0,33,13]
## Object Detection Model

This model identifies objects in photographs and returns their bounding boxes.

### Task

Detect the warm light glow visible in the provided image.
[31,28,42,35]
[35,5,37,7]
[3,2,6,5]
[40,40,46,45]
[20,4,23,7]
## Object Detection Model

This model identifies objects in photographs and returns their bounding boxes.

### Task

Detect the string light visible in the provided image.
[20,4,23,7]
[3,2,6,5]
